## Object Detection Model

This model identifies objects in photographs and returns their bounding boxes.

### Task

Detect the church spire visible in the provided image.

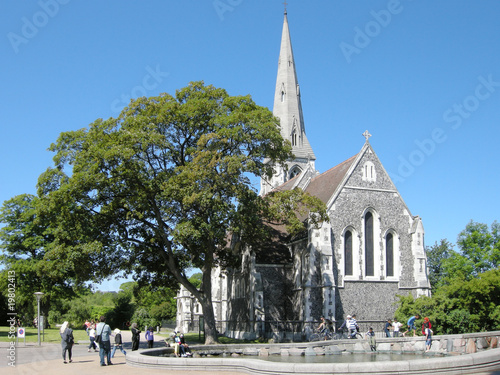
[261,11,317,196]
[274,14,316,162]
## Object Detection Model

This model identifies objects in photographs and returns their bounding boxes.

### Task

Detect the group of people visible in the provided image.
[316,313,434,352]
[60,316,128,366]
[60,317,187,365]
[317,314,361,340]
[383,318,404,337]
[130,324,157,349]
[168,331,192,357]
[87,316,128,366]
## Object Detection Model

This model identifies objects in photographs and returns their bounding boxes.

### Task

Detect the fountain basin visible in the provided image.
[126,331,500,374]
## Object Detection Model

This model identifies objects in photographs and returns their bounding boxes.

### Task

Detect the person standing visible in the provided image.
[392,318,403,337]
[131,323,141,351]
[424,324,433,352]
[366,327,376,351]
[111,328,127,357]
[421,317,432,335]
[384,319,392,337]
[60,321,74,364]
[96,316,112,366]
[145,326,154,348]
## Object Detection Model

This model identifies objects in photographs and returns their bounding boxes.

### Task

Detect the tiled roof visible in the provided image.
[305,154,358,204]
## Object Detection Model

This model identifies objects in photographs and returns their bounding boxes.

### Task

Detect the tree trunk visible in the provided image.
[199,298,218,344]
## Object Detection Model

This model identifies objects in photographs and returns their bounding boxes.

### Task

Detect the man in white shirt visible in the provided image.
[392,318,403,337]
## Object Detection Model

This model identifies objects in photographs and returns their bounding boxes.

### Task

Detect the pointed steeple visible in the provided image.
[273,12,315,162]
[261,11,316,196]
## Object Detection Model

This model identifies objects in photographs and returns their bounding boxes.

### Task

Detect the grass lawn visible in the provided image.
[0,326,90,343]
[0,326,263,345]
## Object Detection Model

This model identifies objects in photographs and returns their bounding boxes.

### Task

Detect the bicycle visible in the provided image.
[309,329,333,341]
[347,329,363,339]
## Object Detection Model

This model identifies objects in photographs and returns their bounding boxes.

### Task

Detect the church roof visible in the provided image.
[304,154,358,204]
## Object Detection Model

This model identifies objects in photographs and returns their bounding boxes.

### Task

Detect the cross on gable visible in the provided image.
[362,130,372,141]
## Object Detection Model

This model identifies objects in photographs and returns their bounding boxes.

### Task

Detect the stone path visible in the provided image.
[2,330,244,375]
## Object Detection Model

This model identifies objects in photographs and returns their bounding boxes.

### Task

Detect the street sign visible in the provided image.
[17,327,25,338]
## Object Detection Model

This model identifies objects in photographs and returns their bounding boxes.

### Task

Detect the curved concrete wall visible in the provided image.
[126,331,500,374]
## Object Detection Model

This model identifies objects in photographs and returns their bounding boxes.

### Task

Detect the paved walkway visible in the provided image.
[2,330,243,375]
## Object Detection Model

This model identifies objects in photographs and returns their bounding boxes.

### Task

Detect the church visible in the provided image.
[176,10,431,341]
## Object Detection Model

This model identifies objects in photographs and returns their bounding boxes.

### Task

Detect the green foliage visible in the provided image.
[395,268,500,334]
[188,273,202,289]
[425,221,499,287]
[0,194,81,321]
[425,239,453,288]
[456,220,500,276]
[105,292,135,329]
[32,81,328,344]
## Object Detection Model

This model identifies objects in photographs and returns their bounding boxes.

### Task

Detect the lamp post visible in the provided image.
[34,292,44,346]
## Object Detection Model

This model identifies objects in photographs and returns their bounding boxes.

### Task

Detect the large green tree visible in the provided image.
[425,221,499,287]
[455,220,500,276]
[35,82,328,343]
[0,194,81,324]
[425,239,454,288]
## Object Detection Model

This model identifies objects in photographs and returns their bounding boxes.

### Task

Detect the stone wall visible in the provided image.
[335,280,405,331]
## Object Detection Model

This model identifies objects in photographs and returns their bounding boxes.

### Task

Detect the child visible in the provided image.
[424,324,433,352]
[366,327,376,351]
[145,326,154,348]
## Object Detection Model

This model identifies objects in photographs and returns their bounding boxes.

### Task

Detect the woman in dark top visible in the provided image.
[60,321,74,364]
[131,323,141,351]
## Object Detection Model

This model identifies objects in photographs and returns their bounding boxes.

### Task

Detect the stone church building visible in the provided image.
[176,11,431,341]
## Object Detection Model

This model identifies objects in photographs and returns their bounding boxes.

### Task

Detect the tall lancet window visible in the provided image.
[386,233,394,277]
[291,130,297,146]
[281,90,285,102]
[365,212,374,276]
[344,230,353,276]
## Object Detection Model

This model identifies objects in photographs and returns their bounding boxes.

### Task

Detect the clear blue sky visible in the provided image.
[1,1,499,291]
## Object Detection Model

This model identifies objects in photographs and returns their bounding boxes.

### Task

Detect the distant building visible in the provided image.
[177,10,431,340]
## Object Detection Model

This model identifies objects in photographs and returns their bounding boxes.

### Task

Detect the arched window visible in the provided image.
[289,166,301,179]
[362,161,376,182]
[365,212,374,276]
[291,130,297,146]
[386,233,394,277]
[344,230,353,276]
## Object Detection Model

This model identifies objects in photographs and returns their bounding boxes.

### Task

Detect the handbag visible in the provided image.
[95,324,107,344]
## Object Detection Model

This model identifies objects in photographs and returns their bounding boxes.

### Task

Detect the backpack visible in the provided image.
[64,328,74,344]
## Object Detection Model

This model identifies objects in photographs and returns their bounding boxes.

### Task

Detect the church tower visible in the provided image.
[260,10,317,196]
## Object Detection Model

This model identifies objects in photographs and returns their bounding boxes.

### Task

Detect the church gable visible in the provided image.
[343,143,398,194]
